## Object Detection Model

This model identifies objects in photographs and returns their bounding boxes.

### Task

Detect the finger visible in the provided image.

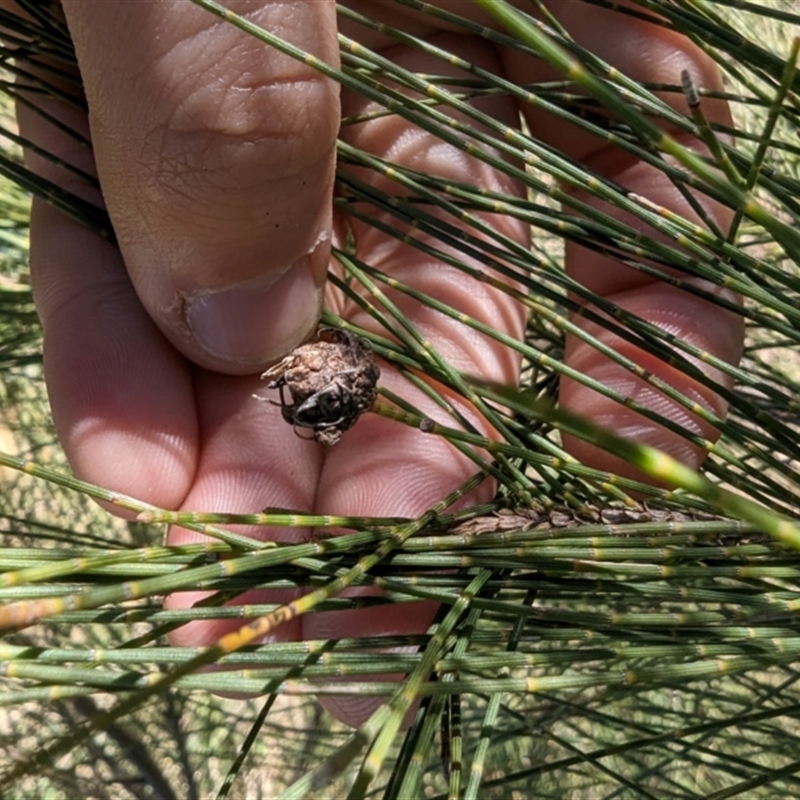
[16,57,197,510]
[165,371,323,646]
[61,0,340,372]
[500,0,744,481]
[304,35,530,726]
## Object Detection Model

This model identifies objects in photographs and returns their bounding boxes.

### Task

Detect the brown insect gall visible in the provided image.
[260,329,380,446]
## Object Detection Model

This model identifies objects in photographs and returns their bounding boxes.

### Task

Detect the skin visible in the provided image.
[7,0,743,726]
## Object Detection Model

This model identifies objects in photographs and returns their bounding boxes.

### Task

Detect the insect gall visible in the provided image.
[261,329,380,446]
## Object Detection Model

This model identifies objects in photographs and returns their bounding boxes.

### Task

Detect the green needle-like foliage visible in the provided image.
[1,1,800,797]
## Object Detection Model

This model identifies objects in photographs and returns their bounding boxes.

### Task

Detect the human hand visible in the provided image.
[15,0,743,727]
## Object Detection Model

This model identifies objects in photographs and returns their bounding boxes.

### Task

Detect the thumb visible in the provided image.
[62,0,339,372]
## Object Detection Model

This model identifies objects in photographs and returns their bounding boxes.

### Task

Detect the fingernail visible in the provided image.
[186,259,322,367]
